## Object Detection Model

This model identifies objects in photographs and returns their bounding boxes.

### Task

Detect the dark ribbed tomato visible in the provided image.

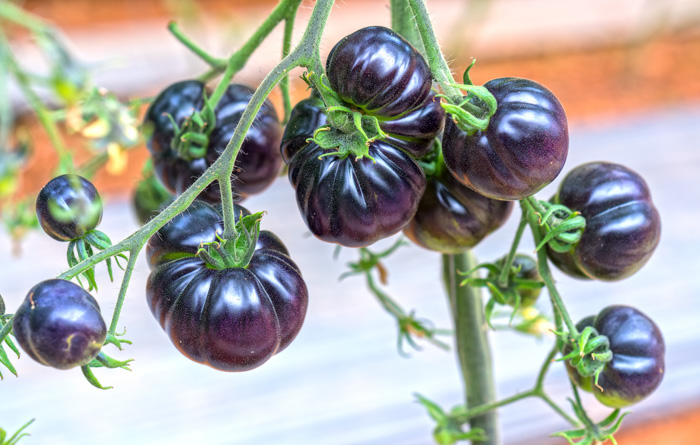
[145,202,307,371]
[567,306,665,408]
[145,81,281,204]
[403,159,513,253]
[13,279,106,369]
[548,162,661,281]
[442,77,568,200]
[281,27,444,247]
[36,174,103,241]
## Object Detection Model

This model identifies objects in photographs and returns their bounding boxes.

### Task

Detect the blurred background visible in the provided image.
[1,0,699,444]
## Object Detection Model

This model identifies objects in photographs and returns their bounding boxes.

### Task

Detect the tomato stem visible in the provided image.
[167,21,227,69]
[443,251,500,444]
[521,198,579,337]
[280,11,298,125]
[0,319,13,346]
[106,249,139,337]
[390,0,425,54]
[496,210,528,288]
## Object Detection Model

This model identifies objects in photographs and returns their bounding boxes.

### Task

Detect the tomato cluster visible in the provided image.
[8,23,667,427]
[281,27,444,247]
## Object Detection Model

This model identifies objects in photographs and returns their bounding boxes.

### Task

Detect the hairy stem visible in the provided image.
[280,11,298,124]
[108,250,139,335]
[407,0,462,100]
[444,252,499,444]
[219,173,238,239]
[391,0,424,54]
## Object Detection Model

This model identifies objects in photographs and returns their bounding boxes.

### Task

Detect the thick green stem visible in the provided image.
[407,0,461,100]
[390,0,424,54]
[521,199,578,336]
[443,252,499,444]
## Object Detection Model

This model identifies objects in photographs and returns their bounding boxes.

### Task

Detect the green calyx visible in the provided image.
[197,211,264,270]
[165,91,217,161]
[302,71,388,161]
[440,60,498,135]
[530,199,586,253]
[558,326,613,389]
[307,107,388,162]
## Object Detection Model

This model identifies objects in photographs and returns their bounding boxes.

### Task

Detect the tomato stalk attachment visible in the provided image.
[197,212,265,270]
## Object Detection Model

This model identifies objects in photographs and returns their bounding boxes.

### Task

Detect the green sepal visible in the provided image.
[0,418,35,445]
[81,364,112,390]
[103,330,132,351]
[166,90,217,161]
[197,211,265,270]
[0,342,18,379]
[528,200,586,253]
[89,351,133,371]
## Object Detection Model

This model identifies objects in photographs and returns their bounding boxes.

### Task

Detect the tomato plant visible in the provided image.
[0,0,672,444]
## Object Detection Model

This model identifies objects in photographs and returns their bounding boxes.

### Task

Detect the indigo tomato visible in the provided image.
[36,174,103,241]
[13,279,106,369]
[145,202,307,371]
[403,159,513,253]
[145,81,282,204]
[549,162,661,281]
[281,27,444,247]
[442,78,568,200]
[568,306,665,408]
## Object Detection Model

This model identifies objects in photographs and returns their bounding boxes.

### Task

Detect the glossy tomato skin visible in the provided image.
[442,78,568,200]
[145,202,307,371]
[13,279,106,369]
[326,26,444,158]
[36,174,103,241]
[145,81,282,204]
[568,306,665,408]
[403,161,513,253]
[280,27,445,247]
[550,162,661,281]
